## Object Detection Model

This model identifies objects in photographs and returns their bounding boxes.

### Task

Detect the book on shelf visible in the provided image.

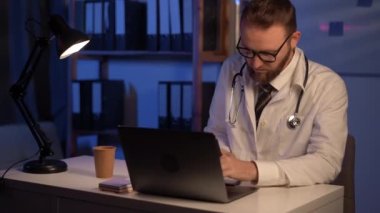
[169,0,183,51]
[170,83,182,129]
[74,0,86,33]
[182,83,192,130]
[72,80,125,131]
[104,0,116,50]
[114,0,126,50]
[83,0,105,50]
[146,0,159,50]
[203,0,220,51]
[125,0,147,50]
[158,0,171,51]
[182,0,192,51]
[158,81,215,131]
[158,82,170,129]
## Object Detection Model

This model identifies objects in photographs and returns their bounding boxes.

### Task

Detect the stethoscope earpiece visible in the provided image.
[287,114,301,129]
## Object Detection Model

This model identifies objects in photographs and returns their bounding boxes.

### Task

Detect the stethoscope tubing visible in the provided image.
[293,55,309,116]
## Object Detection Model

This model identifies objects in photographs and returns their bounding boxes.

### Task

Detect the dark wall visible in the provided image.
[0,0,15,124]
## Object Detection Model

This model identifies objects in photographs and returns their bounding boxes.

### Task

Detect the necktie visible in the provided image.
[255,84,275,125]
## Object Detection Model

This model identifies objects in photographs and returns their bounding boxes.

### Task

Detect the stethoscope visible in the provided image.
[228,55,309,129]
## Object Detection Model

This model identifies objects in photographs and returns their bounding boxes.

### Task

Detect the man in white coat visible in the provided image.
[204,0,348,186]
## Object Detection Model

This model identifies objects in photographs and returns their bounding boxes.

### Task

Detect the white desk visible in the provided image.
[0,156,343,213]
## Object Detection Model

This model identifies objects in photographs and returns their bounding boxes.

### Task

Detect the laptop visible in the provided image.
[117,126,256,203]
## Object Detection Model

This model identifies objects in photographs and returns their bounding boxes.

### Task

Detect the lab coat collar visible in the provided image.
[290,48,308,91]
[270,48,306,103]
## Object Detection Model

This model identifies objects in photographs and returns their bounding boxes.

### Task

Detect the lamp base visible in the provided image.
[23,159,67,174]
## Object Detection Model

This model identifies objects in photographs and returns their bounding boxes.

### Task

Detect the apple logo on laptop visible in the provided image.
[160,154,180,173]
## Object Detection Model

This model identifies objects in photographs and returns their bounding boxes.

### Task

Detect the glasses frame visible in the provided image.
[236,33,294,63]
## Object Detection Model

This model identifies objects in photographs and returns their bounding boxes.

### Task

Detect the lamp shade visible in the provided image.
[49,15,90,59]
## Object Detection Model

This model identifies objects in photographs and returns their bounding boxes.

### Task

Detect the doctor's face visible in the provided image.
[238,23,300,84]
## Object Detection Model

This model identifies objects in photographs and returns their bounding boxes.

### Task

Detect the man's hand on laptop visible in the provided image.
[220,149,258,182]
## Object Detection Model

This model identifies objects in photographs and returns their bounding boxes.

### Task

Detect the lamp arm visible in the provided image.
[9,37,54,162]
[12,96,54,160]
[12,38,49,90]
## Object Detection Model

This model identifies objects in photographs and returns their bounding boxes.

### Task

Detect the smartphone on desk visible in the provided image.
[99,178,133,193]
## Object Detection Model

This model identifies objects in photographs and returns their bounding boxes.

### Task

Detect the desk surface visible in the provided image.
[2,156,343,213]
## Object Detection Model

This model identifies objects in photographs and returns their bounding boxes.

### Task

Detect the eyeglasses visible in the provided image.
[236,33,293,63]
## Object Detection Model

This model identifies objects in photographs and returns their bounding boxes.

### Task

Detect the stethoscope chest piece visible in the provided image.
[287,114,301,129]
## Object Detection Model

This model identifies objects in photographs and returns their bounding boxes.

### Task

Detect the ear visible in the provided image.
[290,31,301,48]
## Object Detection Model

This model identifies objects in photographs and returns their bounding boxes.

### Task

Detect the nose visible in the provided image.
[246,55,264,70]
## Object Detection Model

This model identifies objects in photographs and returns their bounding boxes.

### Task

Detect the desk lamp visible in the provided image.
[9,15,90,174]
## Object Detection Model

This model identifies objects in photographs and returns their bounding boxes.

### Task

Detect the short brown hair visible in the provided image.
[240,0,297,34]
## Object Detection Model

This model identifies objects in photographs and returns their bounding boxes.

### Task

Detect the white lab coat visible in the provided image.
[204,48,348,186]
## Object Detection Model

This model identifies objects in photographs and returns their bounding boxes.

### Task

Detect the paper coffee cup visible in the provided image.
[93,146,116,178]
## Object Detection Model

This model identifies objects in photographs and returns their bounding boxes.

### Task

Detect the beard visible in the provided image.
[248,48,294,84]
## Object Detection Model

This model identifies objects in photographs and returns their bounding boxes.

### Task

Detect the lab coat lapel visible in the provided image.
[243,69,258,142]
[270,87,289,104]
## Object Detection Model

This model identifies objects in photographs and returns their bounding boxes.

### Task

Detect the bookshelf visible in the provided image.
[66,0,236,157]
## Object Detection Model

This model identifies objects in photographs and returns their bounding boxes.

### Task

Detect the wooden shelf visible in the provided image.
[76,50,227,63]
[76,50,192,60]
[73,129,118,136]
[67,0,234,156]
[200,51,228,63]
